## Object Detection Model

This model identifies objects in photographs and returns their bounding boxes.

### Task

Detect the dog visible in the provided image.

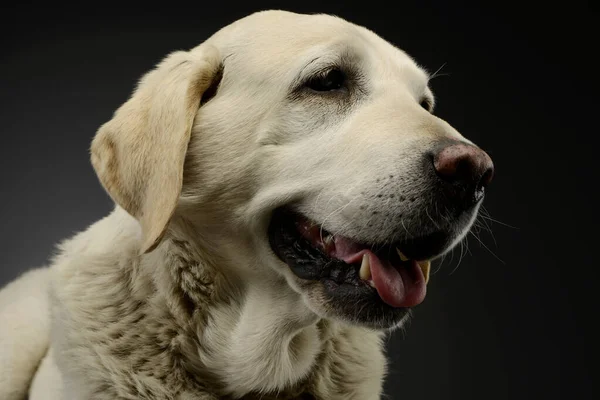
[0,10,494,399]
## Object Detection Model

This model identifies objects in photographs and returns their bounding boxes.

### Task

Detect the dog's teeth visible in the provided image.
[368,280,376,288]
[396,248,409,261]
[418,260,431,284]
[359,254,372,281]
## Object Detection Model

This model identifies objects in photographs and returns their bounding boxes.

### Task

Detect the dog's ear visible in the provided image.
[91,45,221,254]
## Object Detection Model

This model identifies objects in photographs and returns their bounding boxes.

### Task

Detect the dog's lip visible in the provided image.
[294,214,431,281]
[293,212,429,307]
[269,207,435,308]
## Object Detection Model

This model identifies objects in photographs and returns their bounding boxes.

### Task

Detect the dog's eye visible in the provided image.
[306,69,346,92]
[419,98,433,112]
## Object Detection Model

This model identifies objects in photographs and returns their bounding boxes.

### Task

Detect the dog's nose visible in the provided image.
[432,141,494,203]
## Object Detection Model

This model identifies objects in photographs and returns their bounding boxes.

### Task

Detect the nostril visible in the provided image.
[479,164,494,189]
[454,156,474,182]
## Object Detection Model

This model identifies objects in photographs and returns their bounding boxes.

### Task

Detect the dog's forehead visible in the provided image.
[205,10,428,86]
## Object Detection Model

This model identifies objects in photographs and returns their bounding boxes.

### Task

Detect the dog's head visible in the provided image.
[91,10,494,330]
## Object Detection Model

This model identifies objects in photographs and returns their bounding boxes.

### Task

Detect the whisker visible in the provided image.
[469,230,506,264]
[464,234,472,257]
[439,250,447,266]
[434,261,443,275]
[425,207,440,230]
[400,219,412,237]
[474,216,491,233]
[429,72,452,81]
[447,244,455,266]
[428,62,449,81]
[317,182,363,238]
[449,238,466,275]
[476,215,498,247]
[320,198,358,239]
[479,206,519,230]
[479,215,519,229]
[312,187,327,214]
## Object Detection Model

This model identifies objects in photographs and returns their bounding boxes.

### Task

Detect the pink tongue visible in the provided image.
[334,237,427,308]
[294,219,427,307]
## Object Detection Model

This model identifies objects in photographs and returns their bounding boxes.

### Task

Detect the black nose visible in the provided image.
[432,140,494,205]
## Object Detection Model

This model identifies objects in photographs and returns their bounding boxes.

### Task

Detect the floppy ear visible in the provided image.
[91,45,221,254]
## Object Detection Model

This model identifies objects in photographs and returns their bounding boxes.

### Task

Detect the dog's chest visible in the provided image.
[52,237,385,399]
[219,321,385,400]
[71,319,381,400]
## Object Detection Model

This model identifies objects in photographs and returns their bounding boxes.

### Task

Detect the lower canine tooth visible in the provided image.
[418,260,431,284]
[396,248,409,261]
[359,254,372,280]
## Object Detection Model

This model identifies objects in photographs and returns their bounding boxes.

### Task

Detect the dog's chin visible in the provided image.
[293,277,414,330]
[267,207,463,330]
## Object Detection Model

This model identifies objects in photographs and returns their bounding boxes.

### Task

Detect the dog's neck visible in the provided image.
[142,218,325,397]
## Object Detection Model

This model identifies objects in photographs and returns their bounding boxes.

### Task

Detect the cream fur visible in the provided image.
[0,268,51,400]
[0,10,482,399]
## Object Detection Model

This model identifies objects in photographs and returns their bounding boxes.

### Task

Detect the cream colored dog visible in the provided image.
[0,10,494,400]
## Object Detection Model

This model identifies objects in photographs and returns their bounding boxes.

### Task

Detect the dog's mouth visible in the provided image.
[268,207,443,309]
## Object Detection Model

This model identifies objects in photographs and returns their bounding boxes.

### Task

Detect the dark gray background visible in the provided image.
[1,1,597,399]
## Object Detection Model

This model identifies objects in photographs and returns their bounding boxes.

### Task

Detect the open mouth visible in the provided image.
[268,207,440,309]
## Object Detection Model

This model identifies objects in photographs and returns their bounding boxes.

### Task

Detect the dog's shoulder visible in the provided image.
[49,207,153,320]
[46,209,231,398]
[47,208,174,398]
